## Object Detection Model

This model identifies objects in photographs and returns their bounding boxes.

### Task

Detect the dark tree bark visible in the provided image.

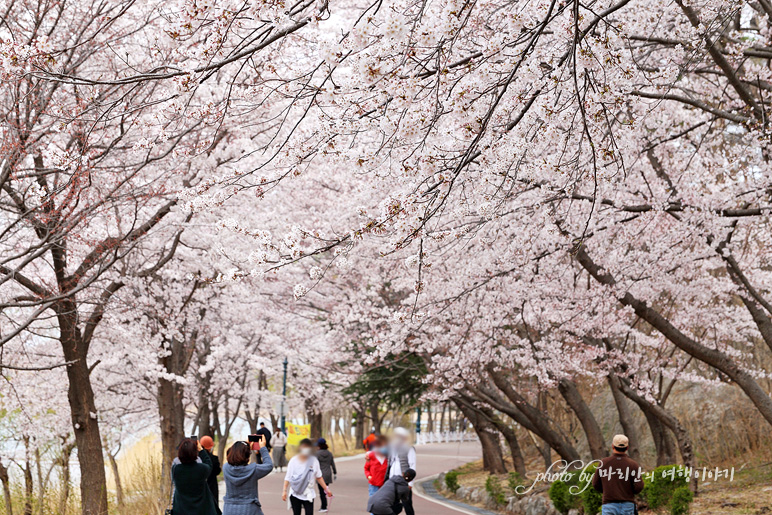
[57,442,75,515]
[643,409,677,466]
[456,402,507,474]
[607,375,641,462]
[309,409,324,440]
[106,445,125,514]
[355,407,366,448]
[484,410,527,475]
[23,437,32,515]
[616,379,696,492]
[476,370,581,462]
[0,457,12,515]
[158,336,188,503]
[558,378,606,460]
[576,246,772,426]
[457,395,527,475]
[369,400,382,434]
[59,306,109,515]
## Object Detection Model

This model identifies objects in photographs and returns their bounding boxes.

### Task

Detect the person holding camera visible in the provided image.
[171,438,219,515]
[282,439,332,515]
[222,436,273,515]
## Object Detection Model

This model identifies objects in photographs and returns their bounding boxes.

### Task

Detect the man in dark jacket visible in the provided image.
[591,435,644,515]
[200,436,222,515]
[256,422,273,450]
[367,469,416,515]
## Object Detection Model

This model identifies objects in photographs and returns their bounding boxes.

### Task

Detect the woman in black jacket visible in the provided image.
[315,439,337,513]
[172,438,219,515]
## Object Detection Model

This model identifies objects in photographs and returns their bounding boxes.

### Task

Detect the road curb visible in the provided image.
[414,473,500,515]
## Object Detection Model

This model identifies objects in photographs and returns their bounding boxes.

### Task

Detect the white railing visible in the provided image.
[415,430,478,445]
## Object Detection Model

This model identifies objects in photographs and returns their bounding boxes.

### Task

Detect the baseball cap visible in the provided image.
[612,434,629,449]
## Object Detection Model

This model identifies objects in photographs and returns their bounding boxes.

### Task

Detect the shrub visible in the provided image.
[548,471,581,514]
[579,463,602,515]
[643,465,694,514]
[548,464,602,515]
[485,475,508,506]
[669,486,693,515]
[444,470,460,493]
[507,471,524,497]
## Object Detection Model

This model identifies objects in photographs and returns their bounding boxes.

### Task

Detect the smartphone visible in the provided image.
[248,434,259,443]
[190,435,198,442]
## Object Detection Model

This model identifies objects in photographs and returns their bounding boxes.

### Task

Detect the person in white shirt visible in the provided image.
[282,439,332,515]
[272,428,288,471]
[388,427,416,515]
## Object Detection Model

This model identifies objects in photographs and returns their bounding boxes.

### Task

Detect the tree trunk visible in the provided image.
[617,379,696,492]
[58,443,75,515]
[35,447,44,515]
[643,408,677,466]
[439,403,446,433]
[59,313,109,515]
[23,437,33,515]
[457,402,507,474]
[309,409,323,440]
[336,417,350,450]
[107,448,125,514]
[478,371,581,462]
[577,247,772,427]
[488,416,527,476]
[0,458,12,515]
[354,407,366,448]
[458,396,527,475]
[158,373,185,503]
[198,398,212,439]
[369,401,382,434]
[607,375,641,462]
[558,379,606,460]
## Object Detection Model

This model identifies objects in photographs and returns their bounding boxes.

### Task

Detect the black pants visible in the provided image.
[318,483,328,510]
[393,490,415,515]
[291,495,314,515]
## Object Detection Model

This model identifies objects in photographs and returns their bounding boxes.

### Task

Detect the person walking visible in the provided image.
[364,436,389,498]
[315,438,337,513]
[363,430,377,451]
[200,436,223,515]
[591,435,644,515]
[272,427,288,472]
[256,422,273,450]
[387,428,416,515]
[366,469,416,515]
[222,438,273,515]
[171,438,219,515]
[282,439,333,515]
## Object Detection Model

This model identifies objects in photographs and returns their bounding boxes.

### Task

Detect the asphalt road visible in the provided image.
[219,441,481,514]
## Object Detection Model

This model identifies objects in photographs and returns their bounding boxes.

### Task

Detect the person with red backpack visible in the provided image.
[363,430,378,451]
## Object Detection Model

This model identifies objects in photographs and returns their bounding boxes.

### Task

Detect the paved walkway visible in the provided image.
[221,441,481,514]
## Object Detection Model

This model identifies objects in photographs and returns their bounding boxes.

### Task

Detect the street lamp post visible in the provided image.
[280,357,288,433]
